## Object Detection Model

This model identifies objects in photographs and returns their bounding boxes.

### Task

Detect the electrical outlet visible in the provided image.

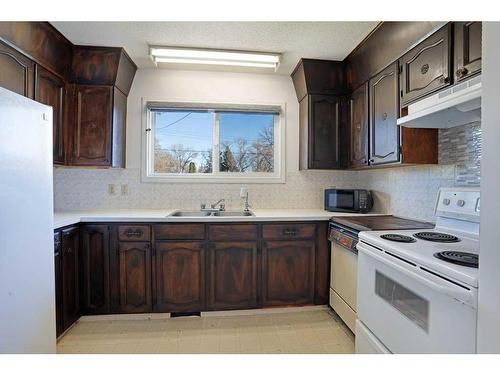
[121,184,129,196]
[108,184,116,195]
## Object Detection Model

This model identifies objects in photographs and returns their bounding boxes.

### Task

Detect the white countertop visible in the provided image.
[53,209,381,229]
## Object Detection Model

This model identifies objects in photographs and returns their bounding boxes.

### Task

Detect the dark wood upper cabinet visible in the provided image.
[154,241,206,312]
[35,65,65,164]
[81,225,110,315]
[0,40,34,98]
[262,240,315,307]
[291,59,346,101]
[299,94,343,170]
[349,82,369,168]
[369,62,400,166]
[208,242,258,310]
[400,24,452,106]
[70,85,113,166]
[61,226,80,330]
[454,22,482,82]
[117,241,152,313]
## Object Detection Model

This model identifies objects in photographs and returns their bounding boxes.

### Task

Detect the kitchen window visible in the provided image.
[143,102,285,183]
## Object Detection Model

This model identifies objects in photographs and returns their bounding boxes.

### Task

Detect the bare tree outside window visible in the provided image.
[151,109,277,176]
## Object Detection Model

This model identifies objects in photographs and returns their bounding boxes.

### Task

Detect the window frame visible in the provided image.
[141,99,286,184]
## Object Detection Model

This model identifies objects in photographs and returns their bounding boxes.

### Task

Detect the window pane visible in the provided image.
[153,110,212,173]
[218,112,274,173]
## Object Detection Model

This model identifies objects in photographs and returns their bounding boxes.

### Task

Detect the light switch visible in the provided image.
[108,184,116,195]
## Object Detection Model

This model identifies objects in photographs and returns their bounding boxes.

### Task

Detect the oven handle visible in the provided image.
[357,242,476,307]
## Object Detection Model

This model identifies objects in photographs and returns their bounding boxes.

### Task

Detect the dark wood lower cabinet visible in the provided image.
[262,240,316,307]
[54,231,64,337]
[154,241,205,312]
[81,225,110,314]
[117,241,152,313]
[54,221,329,326]
[61,226,80,330]
[208,242,258,310]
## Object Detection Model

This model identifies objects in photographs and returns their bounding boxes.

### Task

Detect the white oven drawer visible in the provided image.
[355,319,391,354]
[357,242,477,354]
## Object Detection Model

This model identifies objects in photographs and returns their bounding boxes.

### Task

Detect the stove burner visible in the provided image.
[434,251,478,268]
[380,234,416,243]
[414,232,460,243]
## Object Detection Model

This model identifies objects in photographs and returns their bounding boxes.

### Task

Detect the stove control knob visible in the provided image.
[457,199,466,207]
[443,198,450,205]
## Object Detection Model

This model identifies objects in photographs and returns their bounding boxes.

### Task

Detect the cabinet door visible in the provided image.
[454,21,482,82]
[0,41,34,98]
[155,242,205,312]
[54,231,64,337]
[35,65,65,164]
[262,240,315,307]
[61,226,80,330]
[208,242,258,310]
[349,82,369,168]
[81,225,110,314]
[400,24,452,105]
[118,242,152,313]
[369,63,400,166]
[72,85,113,166]
[308,94,341,169]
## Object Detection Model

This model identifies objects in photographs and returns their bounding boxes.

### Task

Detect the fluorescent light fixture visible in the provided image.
[150,46,281,70]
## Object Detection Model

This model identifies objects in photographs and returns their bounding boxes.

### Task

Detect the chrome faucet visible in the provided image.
[201,199,225,213]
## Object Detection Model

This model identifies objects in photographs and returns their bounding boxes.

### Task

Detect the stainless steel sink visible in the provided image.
[212,211,254,217]
[168,210,254,217]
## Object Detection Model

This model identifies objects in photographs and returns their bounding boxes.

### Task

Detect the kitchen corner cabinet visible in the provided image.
[349,82,369,168]
[454,22,482,82]
[81,225,110,315]
[299,94,343,170]
[0,40,34,99]
[399,24,452,106]
[61,226,80,331]
[54,231,64,337]
[35,65,66,164]
[154,241,206,312]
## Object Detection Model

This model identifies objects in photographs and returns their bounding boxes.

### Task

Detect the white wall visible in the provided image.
[477,22,500,353]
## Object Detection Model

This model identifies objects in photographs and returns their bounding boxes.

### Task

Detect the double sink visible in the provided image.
[168,210,254,217]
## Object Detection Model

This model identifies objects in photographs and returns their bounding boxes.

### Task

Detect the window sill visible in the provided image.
[141,173,286,184]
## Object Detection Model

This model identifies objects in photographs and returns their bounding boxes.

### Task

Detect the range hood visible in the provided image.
[397,75,481,128]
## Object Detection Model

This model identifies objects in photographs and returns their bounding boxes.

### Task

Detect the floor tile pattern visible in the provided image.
[57,309,354,354]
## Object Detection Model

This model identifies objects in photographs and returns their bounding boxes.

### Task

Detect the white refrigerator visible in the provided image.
[0,87,56,353]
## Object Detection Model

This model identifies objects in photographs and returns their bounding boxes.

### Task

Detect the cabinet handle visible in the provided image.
[440,76,450,84]
[283,228,298,236]
[125,229,143,237]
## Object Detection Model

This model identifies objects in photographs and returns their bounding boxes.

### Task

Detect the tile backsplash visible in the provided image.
[439,122,481,186]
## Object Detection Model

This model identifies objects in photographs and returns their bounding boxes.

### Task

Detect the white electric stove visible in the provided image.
[355,188,480,354]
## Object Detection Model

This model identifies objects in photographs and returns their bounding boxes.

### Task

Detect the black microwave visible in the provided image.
[324,189,373,213]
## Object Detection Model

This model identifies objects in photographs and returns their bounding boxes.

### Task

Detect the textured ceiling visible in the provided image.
[51,22,378,74]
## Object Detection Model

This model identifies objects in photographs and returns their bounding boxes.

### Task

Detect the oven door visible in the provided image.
[357,242,477,354]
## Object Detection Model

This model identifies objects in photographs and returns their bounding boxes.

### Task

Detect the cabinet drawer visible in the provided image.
[117,225,150,241]
[154,224,205,240]
[209,224,258,241]
[262,223,316,240]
